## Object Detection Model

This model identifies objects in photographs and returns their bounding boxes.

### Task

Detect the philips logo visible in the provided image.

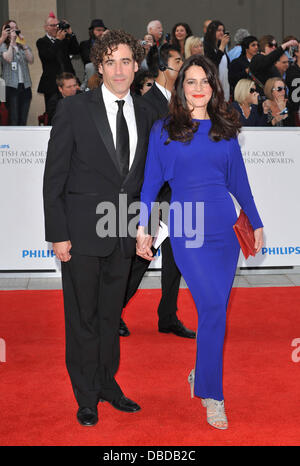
[262,247,300,255]
[0,144,10,149]
[22,249,55,258]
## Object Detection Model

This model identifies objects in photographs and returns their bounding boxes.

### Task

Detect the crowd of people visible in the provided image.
[0,13,300,127]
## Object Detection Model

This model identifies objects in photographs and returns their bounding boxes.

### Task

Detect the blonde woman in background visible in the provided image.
[184,36,204,58]
[232,78,267,126]
[263,77,291,126]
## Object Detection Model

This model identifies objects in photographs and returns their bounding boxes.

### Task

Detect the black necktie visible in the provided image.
[116,100,130,177]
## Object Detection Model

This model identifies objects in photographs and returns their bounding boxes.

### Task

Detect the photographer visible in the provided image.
[0,20,33,125]
[36,15,80,113]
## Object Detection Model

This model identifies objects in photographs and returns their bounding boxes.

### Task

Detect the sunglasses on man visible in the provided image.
[268,42,277,48]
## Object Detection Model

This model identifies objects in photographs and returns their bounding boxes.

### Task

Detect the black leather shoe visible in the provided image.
[77,407,98,426]
[159,320,196,339]
[101,395,141,413]
[119,317,130,337]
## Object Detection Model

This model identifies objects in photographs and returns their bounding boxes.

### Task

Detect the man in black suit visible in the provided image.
[36,15,80,113]
[120,44,196,340]
[43,30,157,426]
[228,36,259,96]
[79,19,107,66]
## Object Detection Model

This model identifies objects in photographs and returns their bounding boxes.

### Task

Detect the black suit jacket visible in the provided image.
[79,38,93,65]
[43,85,158,257]
[36,35,80,95]
[143,82,169,118]
[228,54,251,93]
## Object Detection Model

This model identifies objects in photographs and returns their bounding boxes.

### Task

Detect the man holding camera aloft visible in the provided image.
[36,14,80,114]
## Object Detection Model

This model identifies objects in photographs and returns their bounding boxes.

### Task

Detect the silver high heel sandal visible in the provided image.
[188,369,195,398]
[201,398,228,430]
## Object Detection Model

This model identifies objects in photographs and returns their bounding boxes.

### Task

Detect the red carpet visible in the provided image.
[0,287,299,446]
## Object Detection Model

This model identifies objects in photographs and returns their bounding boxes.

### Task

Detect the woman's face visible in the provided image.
[215,25,225,41]
[141,77,154,96]
[191,42,204,56]
[175,25,187,41]
[183,65,213,112]
[271,80,286,101]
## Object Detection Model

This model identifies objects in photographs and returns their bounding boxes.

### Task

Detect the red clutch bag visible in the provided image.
[233,210,256,259]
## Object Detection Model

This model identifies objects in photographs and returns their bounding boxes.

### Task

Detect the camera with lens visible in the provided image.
[289,46,298,57]
[57,20,70,31]
[57,20,71,38]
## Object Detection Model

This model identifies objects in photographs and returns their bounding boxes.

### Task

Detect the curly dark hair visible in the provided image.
[164,54,241,144]
[90,29,145,72]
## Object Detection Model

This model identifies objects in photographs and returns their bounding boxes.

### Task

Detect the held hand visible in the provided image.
[254,228,263,254]
[219,34,230,50]
[1,25,9,42]
[56,29,67,40]
[53,240,72,262]
[136,226,154,261]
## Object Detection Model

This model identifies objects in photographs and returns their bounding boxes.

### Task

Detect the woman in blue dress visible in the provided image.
[137,55,264,430]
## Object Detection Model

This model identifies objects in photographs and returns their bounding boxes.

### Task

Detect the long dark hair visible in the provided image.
[164,55,241,144]
[204,20,224,50]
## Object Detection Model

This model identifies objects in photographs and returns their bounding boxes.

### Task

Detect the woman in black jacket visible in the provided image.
[204,20,230,67]
[204,20,230,100]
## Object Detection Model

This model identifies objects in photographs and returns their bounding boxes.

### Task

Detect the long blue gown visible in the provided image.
[140,119,263,401]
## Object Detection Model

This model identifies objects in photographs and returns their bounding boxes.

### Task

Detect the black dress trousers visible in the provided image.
[61,244,132,408]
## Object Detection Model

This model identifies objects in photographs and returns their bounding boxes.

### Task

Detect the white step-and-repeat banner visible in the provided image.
[0,126,299,274]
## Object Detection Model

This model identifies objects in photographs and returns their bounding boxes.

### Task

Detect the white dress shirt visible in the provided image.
[155,82,171,102]
[102,83,138,169]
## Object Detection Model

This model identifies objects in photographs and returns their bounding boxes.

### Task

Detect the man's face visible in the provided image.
[150,21,163,42]
[166,50,183,84]
[45,17,58,38]
[275,55,289,74]
[59,78,78,97]
[99,43,138,98]
[247,41,259,57]
[93,27,106,39]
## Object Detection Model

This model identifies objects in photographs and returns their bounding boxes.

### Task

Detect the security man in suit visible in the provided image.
[120,44,196,340]
[43,30,158,426]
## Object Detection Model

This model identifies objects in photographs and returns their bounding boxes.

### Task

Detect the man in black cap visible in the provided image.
[79,19,107,65]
